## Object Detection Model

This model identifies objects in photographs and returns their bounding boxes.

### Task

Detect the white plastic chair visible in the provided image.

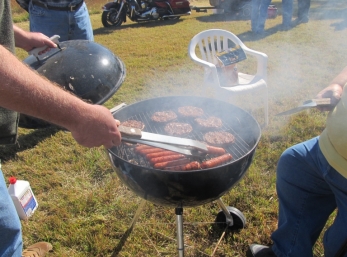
[188,29,268,127]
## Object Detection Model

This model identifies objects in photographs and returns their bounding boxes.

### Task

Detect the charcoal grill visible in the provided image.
[107,96,261,256]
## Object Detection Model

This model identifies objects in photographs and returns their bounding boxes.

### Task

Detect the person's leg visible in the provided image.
[297,0,310,22]
[29,2,70,41]
[251,0,261,32]
[0,169,23,257]
[321,165,347,257]
[281,0,293,27]
[69,3,94,41]
[257,0,272,32]
[271,137,339,257]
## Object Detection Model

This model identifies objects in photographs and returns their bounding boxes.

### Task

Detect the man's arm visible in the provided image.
[0,44,121,148]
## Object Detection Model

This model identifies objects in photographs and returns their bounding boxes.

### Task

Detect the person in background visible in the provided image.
[251,0,272,34]
[281,0,293,30]
[15,0,94,41]
[0,0,121,256]
[246,66,347,257]
[297,0,311,24]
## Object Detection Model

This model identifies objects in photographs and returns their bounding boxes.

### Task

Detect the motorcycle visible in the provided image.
[101,0,191,28]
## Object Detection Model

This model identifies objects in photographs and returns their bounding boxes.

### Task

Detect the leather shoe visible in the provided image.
[22,242,53,257]
[246,244,277,257]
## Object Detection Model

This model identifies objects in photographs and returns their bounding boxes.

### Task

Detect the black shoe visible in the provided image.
[280,23,292,31]
[297,16,309,24]
[246,244,277,257]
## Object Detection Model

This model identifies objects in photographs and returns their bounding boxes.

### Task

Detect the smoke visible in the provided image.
[137,0,347,128]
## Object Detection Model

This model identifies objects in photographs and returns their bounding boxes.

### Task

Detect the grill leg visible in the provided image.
[130,199,146,228]
[175,207,184,257]
[216,198,234,226]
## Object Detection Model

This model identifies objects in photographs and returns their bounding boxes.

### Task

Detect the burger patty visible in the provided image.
[177,106,204,118]
[151,111,177,123]
[121,120,145,130]
[203,131,235,146]
[195,116,222,129]
[164,122,193,136]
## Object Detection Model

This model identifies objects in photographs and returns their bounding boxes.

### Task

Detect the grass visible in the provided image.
[2,0,347,256]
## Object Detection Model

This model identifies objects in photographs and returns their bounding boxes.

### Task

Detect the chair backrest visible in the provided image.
[188,29,267,80]
[189,29,246,65]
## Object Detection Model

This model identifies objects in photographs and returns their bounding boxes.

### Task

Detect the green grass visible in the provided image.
[3,0,347,256]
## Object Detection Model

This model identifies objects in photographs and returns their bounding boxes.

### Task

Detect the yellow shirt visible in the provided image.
[319,84,347,178]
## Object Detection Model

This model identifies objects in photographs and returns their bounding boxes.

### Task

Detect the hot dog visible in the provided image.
[165,161,201,171]
[135,147,166,155]
[201,153,232,169]
[134,144,155,151]
[153,158,191,169]
[145,150,178,159]
[206,145,226,155]
[150,154,186,165]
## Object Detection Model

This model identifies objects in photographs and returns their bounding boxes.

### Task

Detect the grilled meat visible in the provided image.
[121,120,145,130]
[203,131,235,146]
[151,110,177,123]
[177,106,204,118]
[194,116,222,130]
[164,122,193,136]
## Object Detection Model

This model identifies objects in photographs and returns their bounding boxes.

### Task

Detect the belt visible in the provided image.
[32,0,84,11]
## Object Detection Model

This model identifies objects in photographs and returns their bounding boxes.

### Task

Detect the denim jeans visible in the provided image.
[251,0,271,32]
[271,137,347,257]
[281,0,293,26]
[297,0,311,20]
[0,169,22,257]
[29,2,94,42]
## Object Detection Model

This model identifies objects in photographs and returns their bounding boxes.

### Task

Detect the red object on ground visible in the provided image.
[268,5,278,19]
[9,176,17,184]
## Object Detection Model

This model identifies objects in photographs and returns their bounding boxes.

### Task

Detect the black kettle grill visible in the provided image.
[107,96,261,256]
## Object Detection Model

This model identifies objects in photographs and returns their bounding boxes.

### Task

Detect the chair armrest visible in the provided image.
[189,51,220,86]
[241,46,268,81]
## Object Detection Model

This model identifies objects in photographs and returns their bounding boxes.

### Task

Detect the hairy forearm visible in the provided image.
[0,45,89,131]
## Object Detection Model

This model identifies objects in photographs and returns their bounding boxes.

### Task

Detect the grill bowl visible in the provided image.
[108,96,261,207]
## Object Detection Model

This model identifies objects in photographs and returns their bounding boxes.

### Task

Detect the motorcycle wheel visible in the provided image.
[102,9,123,27]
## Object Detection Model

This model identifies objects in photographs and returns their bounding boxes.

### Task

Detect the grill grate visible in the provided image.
[110,108,253,169]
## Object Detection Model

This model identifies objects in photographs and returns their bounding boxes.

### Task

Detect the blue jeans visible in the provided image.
[297,0,310,20]
[0,169,22,257]
[251,0,271,32]
[271,137,347,257]
[282,0,293,26]
[29,2,94,42]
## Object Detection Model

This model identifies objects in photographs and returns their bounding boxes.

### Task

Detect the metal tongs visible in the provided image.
[118,126,208,156]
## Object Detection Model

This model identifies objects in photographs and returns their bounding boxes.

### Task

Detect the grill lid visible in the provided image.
[20,40,126,128]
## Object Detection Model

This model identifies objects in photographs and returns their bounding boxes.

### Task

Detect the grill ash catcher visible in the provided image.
[107,96,261,256]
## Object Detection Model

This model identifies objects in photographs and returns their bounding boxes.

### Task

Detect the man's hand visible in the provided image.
[68,105,122,149]
[13,25,57,53]
[315,83,342,111]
